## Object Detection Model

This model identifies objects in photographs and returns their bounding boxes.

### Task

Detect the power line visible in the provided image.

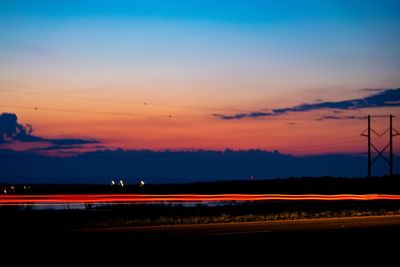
[0,88,252,113]
[0,104,194,119]
[0,103,319,121]
[4,89,399,121]
[280,138,364,150]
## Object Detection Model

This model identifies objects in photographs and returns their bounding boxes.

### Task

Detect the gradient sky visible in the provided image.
[1,0,400,155]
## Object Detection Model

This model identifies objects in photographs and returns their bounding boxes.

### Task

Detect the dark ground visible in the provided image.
[3,175,400,194]
[2,202,400,266]
[3,176,400,265]
[3,215,400,266]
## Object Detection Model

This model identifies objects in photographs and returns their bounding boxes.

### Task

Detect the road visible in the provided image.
[8,214,400,241]
[74,214,400,236]
[5,215,400,265]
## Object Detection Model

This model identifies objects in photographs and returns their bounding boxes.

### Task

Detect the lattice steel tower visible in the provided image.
[361,115,399,177]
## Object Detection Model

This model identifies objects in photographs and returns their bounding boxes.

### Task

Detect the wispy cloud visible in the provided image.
[0,113,98,148]
[316,115,366,121]
[360,88,385,92]
[213,88,400,120]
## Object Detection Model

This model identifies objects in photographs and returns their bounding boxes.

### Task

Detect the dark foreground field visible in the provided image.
[2,201,400,266]
[3,214,400,266]
[3,176,400,265]
[3,175,400,194]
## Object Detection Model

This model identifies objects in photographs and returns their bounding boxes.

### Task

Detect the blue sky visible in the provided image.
[0,0,399,156]
[1,0,400,21]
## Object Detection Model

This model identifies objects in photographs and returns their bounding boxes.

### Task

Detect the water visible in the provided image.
[8,201,242,210]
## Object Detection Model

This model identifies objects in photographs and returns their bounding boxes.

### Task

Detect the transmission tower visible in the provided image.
[361,115,399,177]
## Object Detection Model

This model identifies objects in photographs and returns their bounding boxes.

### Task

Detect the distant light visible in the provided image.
[111,180,115,186]
[119,180,124,187]
[140,180,145,187]
[3,189,6,194]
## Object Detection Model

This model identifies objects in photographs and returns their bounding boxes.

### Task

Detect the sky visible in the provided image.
[1,0,400,156]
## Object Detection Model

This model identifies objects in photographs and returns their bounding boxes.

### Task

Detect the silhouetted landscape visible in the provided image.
[2,175,400,194]
[1,149,398,183]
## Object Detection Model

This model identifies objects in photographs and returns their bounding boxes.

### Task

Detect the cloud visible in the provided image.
[316,115,367,121]
[48,139,98,146]
[0,113,41,143]
[214,88,400,120]
[0,113,98,146]
[29,145,84,151]
[361,88,385,92]
[1,148,396,183]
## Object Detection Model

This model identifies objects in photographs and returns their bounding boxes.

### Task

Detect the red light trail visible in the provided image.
[1,194,400,205]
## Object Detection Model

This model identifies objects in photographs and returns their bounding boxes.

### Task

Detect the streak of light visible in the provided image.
[1,194,400,205]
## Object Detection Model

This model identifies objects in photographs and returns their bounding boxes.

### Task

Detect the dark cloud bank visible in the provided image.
[214,88,400,120]
[0,149,397,183]
[0,113,98,148]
